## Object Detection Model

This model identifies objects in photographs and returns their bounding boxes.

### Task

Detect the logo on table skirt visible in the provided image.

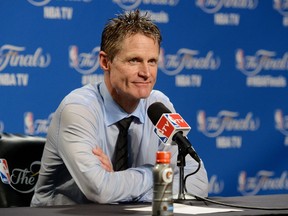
[0,159,11,184]
[0,158,41,193]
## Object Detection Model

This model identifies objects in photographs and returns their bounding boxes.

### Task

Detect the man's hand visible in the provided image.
[92,147,114,172]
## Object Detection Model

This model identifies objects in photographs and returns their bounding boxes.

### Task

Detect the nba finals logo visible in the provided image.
[238,170,288,195]
[0,158,41,193]
[68,45,100,75]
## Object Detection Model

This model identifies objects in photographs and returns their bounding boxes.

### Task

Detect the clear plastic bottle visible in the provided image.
[152,151,174,216]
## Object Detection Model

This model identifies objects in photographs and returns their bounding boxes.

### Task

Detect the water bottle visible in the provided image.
[152,151,174,216]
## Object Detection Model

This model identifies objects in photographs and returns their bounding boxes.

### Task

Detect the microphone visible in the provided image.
[147,102,201,163]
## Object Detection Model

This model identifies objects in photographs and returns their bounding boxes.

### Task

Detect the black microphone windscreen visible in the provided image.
[147,102,171,125]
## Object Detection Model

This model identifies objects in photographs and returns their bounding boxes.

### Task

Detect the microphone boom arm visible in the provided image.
[173,132,201,163]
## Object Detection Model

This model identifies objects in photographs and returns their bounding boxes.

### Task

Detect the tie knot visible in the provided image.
[116,116,134,131]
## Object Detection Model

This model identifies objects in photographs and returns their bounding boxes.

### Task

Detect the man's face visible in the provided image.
[105,33,159,104]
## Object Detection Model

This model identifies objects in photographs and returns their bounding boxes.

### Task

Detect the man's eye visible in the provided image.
[149,59,157,65]
[129,58,139,63]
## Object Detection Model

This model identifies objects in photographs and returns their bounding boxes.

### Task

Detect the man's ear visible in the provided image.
[99,51,110,71]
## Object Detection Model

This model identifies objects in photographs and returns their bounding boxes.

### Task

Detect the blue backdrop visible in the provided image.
[1,0,288,197]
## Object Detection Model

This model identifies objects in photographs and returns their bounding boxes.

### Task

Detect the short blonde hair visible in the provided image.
[100,9,162,61]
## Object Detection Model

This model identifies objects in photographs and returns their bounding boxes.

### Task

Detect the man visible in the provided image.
[31,10,208,206]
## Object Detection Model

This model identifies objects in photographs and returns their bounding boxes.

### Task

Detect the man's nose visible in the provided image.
[139,62,151,77]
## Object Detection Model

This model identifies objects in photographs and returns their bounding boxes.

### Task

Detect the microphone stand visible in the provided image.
[177,144,188,200]
[174,132,201,200]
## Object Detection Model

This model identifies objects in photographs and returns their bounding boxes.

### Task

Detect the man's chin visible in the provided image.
[137,92,152,99]
[127,88,153,100]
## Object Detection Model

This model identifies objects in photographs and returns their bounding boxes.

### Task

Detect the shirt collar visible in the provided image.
[99,82,145,126]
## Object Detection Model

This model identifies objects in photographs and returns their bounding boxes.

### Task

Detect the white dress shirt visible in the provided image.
[31,81,208,206]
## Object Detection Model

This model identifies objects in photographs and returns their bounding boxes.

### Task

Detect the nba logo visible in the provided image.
[235,49,245,70]
[274,109,283,130]
[197,110,206,132]
[238,171,247,192]
[153,128,168,143]
[24,112,34,135]
[69,45,79,68]
[166,113,190,128]
[155,113,191,144]
[0,159,11,184]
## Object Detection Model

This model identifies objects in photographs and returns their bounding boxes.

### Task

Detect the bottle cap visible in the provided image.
[156,151,171,163]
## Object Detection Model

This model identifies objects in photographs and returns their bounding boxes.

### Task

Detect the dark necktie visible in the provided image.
[113,116,134,171]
